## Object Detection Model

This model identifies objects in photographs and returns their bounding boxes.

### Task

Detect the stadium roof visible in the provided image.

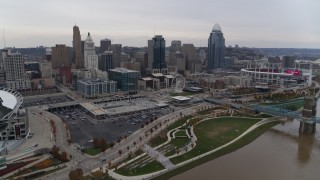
[0,90,17,109]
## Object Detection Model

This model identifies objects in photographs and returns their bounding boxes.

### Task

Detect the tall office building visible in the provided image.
[148,35,167,74]
[100,39,112,53]
[108,68,139,92]
[98,51,114,72]
[111,44,122,67]
[182,44,196,72]
[207,24,225,70]
[84,33,98,69]
[3,50,31,90]
[169,40,182,53]
[282,56,295,69]
[73,25,84,68]
[51,44,72,69]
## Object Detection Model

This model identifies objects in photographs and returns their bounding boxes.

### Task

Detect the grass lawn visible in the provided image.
[82,147,101,156]
[115,160,165,176]
[175,130,187,137]
[170,117,261,164]
[170,138,190,148]
[168,115,192,131]
[149,135,168,147]
[154,121,280,180]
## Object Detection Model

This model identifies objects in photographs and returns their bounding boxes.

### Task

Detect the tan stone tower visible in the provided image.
[73,25,84,68]
[299,97,316,134]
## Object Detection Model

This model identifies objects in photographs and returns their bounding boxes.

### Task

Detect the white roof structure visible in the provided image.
[172,96,191,101]
[0,88,23,119]
[152,73,164,77]
[0,90,17,109]
[212,23,222,32]
[141,77,153,81]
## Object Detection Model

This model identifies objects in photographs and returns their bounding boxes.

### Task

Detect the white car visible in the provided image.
[88,139,93,143]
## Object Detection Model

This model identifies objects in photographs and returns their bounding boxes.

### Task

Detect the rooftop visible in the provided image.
[109,68,139,73]
[212,23,222,32]
[78,78,116,84]
[0,90,17,109]
[172,96,191,101]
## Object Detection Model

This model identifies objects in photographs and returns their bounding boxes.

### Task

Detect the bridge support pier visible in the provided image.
[299,122,316,134]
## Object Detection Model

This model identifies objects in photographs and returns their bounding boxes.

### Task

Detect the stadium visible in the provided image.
[0,88,27,142]
[240,60,312,89]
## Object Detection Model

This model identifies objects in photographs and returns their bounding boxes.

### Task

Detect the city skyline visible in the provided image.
[0,0,319,48]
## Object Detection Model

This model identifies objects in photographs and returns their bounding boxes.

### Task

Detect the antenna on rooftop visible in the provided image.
[153,25,155,36]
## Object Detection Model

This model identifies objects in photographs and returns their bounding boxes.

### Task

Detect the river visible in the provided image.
[171,99,320,180]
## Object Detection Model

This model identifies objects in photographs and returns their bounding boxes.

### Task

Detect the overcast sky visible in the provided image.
[0,0,319,48]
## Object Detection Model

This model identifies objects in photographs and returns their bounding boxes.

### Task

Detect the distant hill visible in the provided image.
[252,48,320,59]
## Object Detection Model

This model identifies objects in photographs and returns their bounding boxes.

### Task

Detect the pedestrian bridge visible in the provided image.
[253,104,320,123]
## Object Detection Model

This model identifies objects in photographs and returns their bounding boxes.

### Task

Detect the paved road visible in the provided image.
[42,103,208,179]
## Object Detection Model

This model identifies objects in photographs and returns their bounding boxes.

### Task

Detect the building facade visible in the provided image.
[100,39,111,53]
[3,51,31,90]
[73,25,84,68]
[51,44,72,69]
[182,44,196,72]
[148,35,167,74]
[77,78,116,98]
[84,33,98,69]
[108,68,139,92]
[207,24,225,70]
[98,51,114,72]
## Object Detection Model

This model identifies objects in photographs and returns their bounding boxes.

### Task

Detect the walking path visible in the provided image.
[142,144,174,170]
[109,116,282,180]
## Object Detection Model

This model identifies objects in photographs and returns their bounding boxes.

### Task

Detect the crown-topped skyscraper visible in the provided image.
[207,23,225,70]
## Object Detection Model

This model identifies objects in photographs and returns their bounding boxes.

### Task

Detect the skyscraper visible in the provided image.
[51,44,72,69]
[207,24,225,70]
[3,50,31,90]
[84,32,98,69]
[182,44,196,72]
[100,39,112,53]
[98,51,114,72]
[73,25,84,68]
[148,35,167,74]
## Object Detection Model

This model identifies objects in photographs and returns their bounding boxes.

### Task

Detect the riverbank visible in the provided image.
[109,113,281,180]
[154,120,279,180]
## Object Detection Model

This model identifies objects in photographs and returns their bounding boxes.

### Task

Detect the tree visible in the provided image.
[93,138,100,148]
[100,138,108,151]
[69,168,83,180]
[51,145,60,159]
[118,149,122,156]
[60,151,68,162]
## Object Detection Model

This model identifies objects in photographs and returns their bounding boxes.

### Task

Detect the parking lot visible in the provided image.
[51,106,172,148]
[23,95,74,107]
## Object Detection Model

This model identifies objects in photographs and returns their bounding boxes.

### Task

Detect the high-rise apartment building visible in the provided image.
[100,39,112,53]
[3,50,31,90]
[51,44,72,69]
[207,24,225,70]
[98,51,114,72]
[73,25,84,68]
[148,35,167,74]
[84,33,98,69]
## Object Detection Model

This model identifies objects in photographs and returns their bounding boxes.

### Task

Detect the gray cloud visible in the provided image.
[0,0,319,48]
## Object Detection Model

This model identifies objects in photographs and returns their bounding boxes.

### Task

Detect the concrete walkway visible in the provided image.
[142,144,174,170]
[109,116,282,180]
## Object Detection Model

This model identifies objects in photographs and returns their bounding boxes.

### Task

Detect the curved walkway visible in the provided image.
[109,116,282,180]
